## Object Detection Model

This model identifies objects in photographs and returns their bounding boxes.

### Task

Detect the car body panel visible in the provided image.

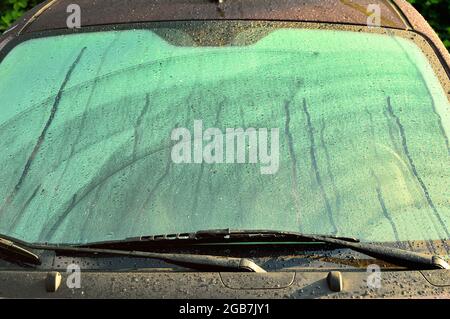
[0,270,449,298]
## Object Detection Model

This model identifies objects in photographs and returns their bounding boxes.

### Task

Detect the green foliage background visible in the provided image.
[408,0,450,48]
[0,0,449,49]
[0,0,40,31]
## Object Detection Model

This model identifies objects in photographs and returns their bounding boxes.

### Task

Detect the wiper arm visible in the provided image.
[195,229,449,269]
[307,234,450,270]
[0,236,41,265]
[0,234,265,272]
[45,246,266,273]
[112,229,449,270]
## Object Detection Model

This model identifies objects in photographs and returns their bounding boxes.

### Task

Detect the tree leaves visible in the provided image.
[0,0,40,32]
[408,0,450,48]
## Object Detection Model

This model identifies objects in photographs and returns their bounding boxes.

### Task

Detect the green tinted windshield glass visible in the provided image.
[0,22,449,247]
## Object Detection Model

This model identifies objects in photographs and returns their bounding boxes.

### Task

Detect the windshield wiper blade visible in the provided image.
[109,229,360,244]
[115,229,449,270]
[0,236,41,265]
[193,229,360,243]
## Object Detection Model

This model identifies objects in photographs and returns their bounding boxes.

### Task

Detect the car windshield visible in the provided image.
[0,21,449,252]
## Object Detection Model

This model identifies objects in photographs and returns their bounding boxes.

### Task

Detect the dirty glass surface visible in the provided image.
[0,22,449,249]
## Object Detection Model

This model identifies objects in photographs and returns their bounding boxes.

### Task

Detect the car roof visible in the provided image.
[17,0,409,33]
[1,0,449,71]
